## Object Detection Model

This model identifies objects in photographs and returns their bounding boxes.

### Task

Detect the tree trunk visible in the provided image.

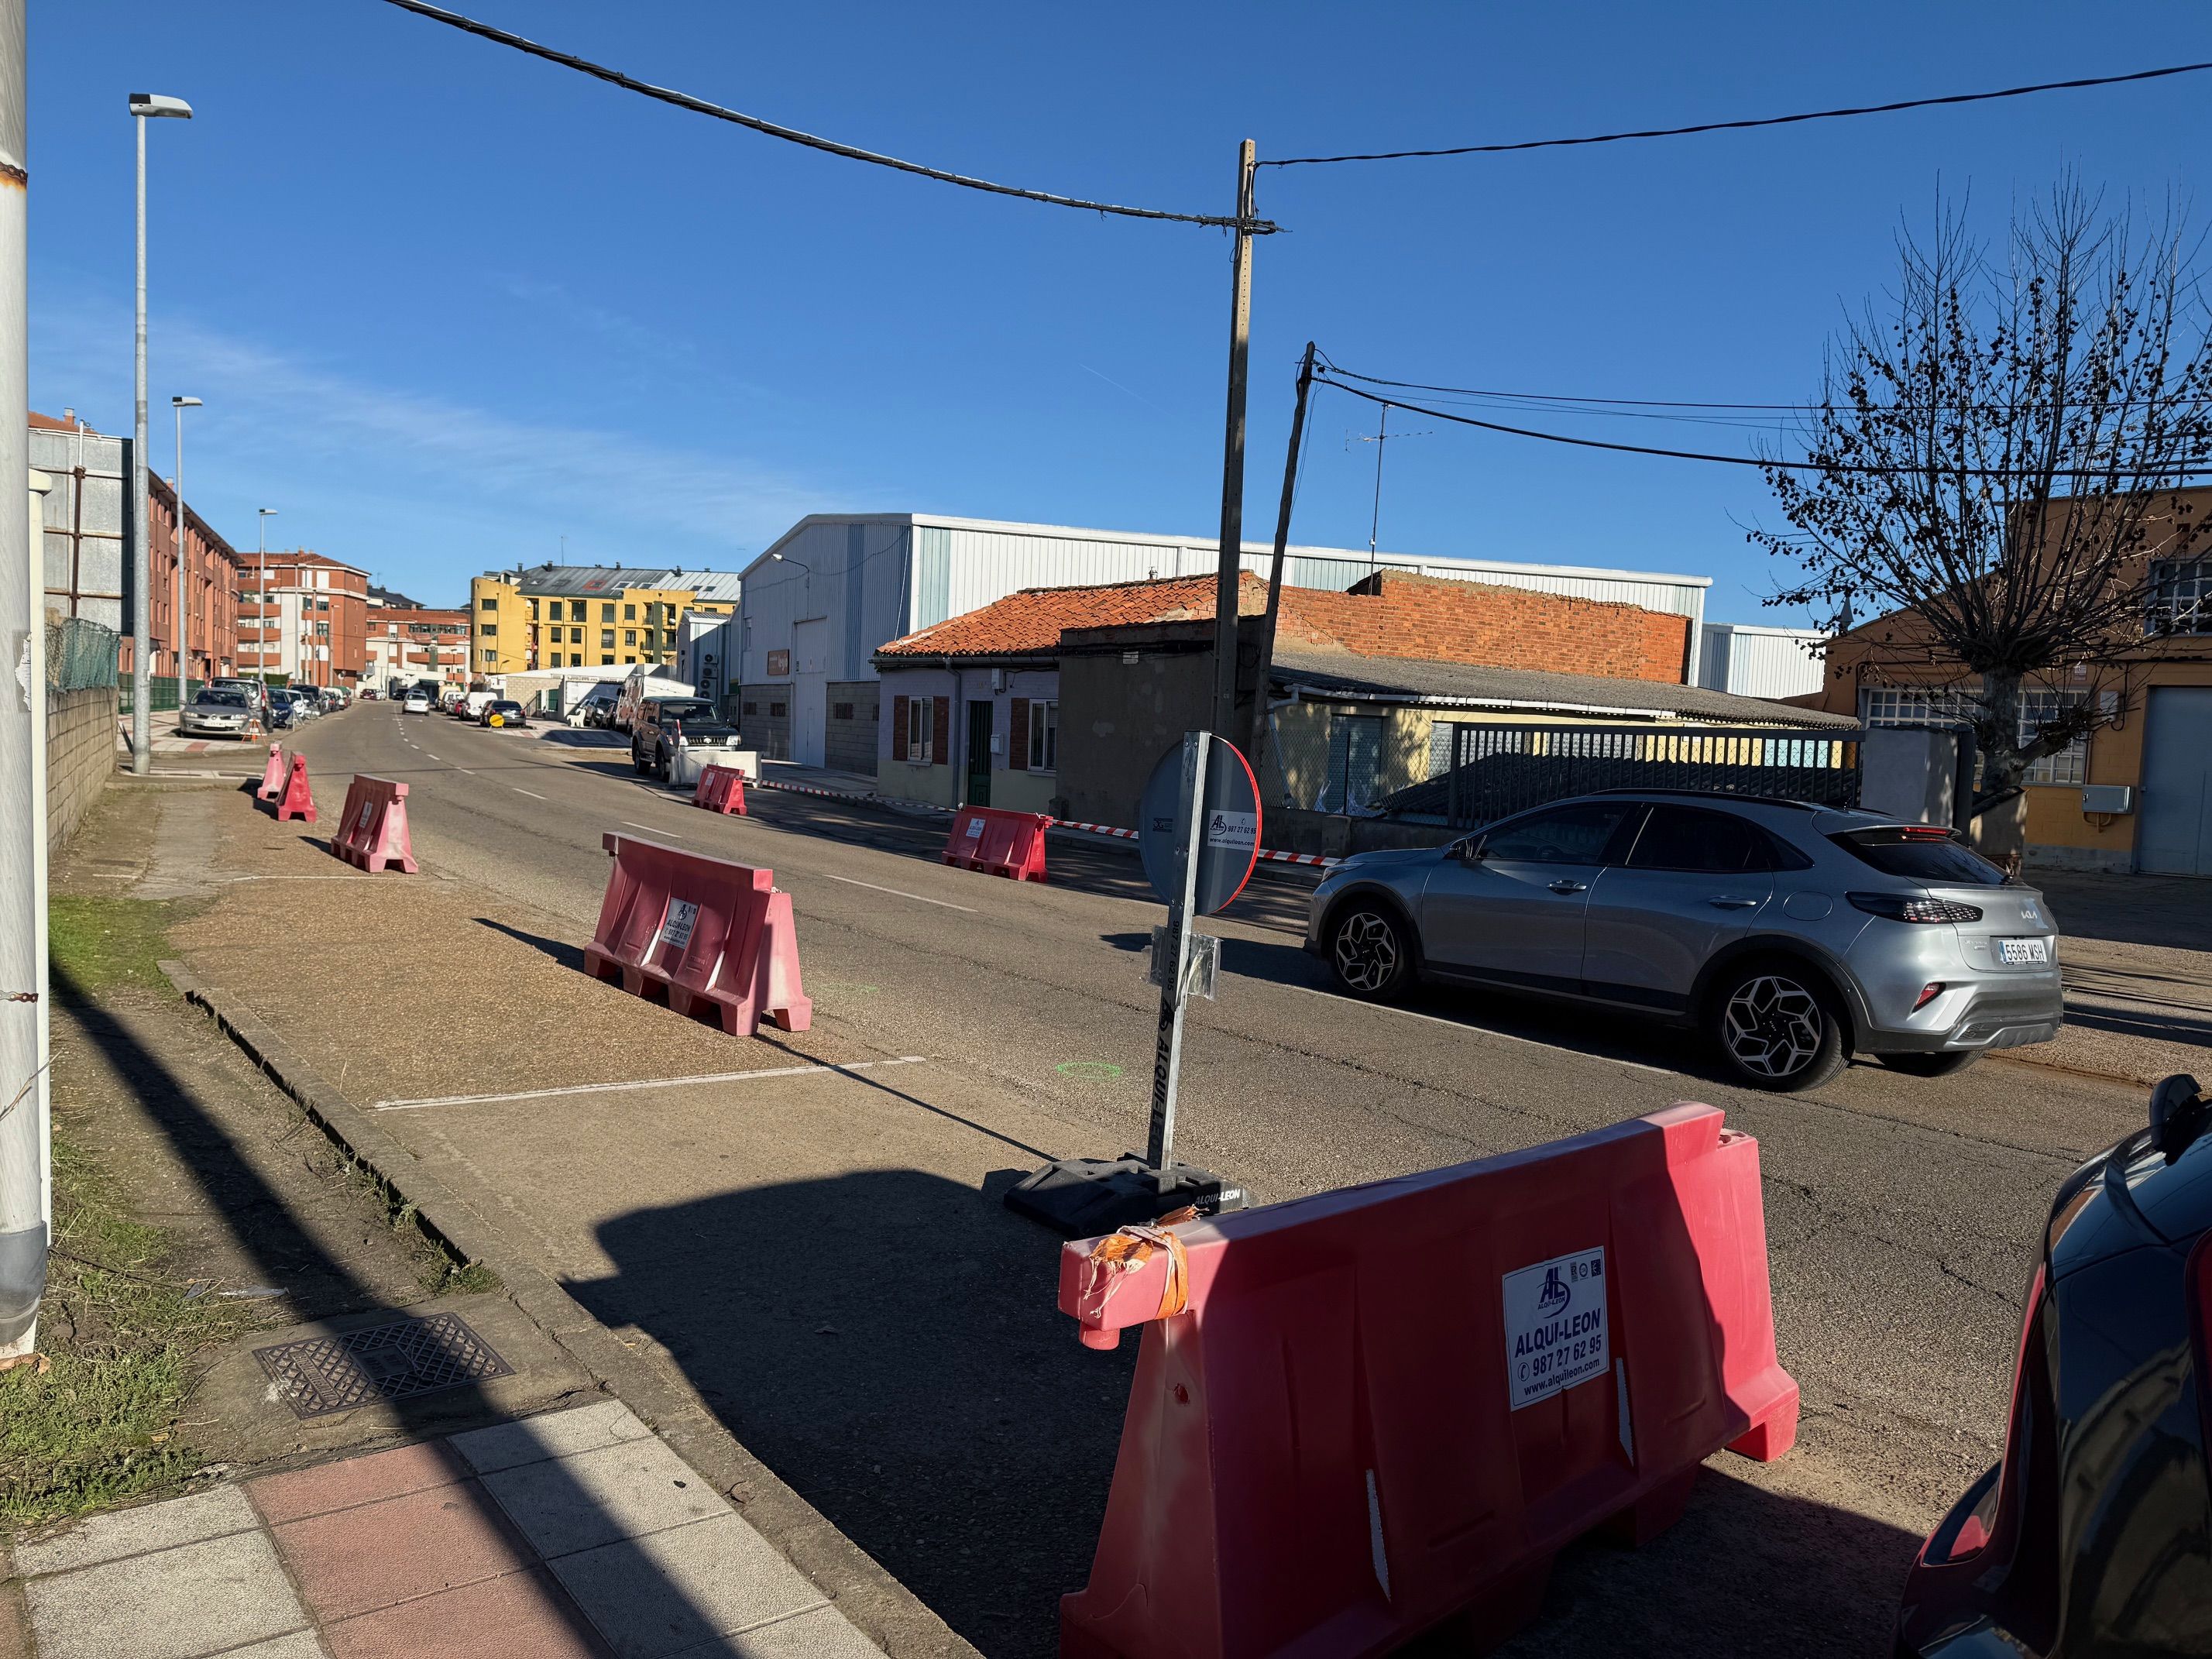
[1972,666,2028,874]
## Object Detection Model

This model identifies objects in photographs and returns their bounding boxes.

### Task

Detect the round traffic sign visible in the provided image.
[1139,735,1262,915]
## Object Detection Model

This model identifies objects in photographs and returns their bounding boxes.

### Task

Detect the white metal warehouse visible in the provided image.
[731,512,1712,771]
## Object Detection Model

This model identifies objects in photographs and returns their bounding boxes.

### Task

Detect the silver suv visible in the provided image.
[1305,791,2063,1091]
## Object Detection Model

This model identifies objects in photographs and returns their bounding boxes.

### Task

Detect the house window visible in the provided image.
[644,629,658,650]
[744,701,759,716]
[833,702,854,721]
[481,624,496,638]
[569,600,586,621]
[479,596,497,611]
[600,629,615,649]
[600,655,615,665]
[906,696,933,762]
[624,603,636,620]
[549,651,564,668]
[623,630,637,646]
[770,701,788,719]
[1027,699,1058,771]
[624,655,636,665]
[601,603,616,622]
[1860,685,2093,787]
[2148,558,2212,634]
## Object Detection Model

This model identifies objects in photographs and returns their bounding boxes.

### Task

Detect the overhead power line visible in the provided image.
[1263,58,2212,167]
[1310,368,2212,481]
[373,0,1276,232]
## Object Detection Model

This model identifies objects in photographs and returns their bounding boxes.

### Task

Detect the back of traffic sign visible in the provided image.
[1137,735,1259,915]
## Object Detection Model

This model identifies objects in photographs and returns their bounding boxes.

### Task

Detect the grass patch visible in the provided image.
[0,1132,269,1529]
[47,895,190,999]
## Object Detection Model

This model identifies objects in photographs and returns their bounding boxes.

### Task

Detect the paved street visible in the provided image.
[135,704,2149,1657]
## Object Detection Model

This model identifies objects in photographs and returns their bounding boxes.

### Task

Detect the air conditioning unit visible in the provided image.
[991,668,1007,692]
[2080,784,2135,815]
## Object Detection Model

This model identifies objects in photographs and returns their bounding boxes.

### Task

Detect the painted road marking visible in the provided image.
[371,1055,930,1112]
[513,788,547,799]
[455,768,477,775]
[816,872,977,913]
[622,820,682,838]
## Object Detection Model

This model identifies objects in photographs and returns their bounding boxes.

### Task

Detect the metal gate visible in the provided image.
[2138,687,2212,875]
[1428,722,1863,831]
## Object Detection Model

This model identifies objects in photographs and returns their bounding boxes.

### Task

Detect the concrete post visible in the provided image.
[0,0,44,1357]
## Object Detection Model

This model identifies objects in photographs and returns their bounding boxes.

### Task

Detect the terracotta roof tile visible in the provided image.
[876,573,1269,659]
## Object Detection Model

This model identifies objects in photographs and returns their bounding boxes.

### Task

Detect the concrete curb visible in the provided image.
[158,959,980,1659]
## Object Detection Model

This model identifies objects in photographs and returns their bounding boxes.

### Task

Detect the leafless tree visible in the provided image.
[1752,183,2212,810]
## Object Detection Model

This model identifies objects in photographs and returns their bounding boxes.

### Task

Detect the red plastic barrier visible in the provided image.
[273,754,317,823]
[333,775,418,874]
[1056,1103,1798,1659]
[583,832,811,1036]
[692,764,747,816]
[254,743,286,802]
[942,805,1048,882]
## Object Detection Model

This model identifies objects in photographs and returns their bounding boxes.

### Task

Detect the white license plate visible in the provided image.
[1998,937,2050,965]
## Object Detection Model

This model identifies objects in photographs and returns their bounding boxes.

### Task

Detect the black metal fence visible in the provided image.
[1386,722,1866,830]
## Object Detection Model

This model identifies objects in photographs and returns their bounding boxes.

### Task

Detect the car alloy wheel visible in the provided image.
[1723,974,1825,1079]
[1332,909,1403,996]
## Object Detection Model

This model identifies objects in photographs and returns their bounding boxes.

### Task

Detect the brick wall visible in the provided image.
[738,683,791,761]
[1278,572,1690,685]
[825,682,879,776]
[47,685,117,851]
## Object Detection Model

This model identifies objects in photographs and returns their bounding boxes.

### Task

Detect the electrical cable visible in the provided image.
[1262,58,2212,167]
[373,0,1276,233]
[1311,369,2212,480]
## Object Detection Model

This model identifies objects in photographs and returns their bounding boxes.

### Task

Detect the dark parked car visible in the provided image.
[479,699,527,729]
[1895,1073,2212,1656]
[630,697,741,781]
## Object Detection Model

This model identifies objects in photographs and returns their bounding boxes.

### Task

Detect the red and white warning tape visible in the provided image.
[747,782,1341,871]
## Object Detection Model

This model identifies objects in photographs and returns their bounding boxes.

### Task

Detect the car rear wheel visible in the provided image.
[1710,961,1846,1092]
[1328,905,1413,1001]
[1880,1049,1980,1078]
[631,745,648,775]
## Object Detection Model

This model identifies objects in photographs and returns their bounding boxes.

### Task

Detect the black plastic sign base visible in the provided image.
[1001,1154,1249,1239]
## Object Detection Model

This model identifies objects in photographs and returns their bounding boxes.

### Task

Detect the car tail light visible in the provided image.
[1913,982,1946,1012]
[1849,891,1984,923]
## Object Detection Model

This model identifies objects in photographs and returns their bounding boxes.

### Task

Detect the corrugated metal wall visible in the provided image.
[1697,625,1826,699]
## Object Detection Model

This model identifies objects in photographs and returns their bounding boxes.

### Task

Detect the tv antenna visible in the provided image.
[1348,407,1431,570]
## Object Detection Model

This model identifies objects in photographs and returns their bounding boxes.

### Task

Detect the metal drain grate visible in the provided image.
[254,1313,514,1419]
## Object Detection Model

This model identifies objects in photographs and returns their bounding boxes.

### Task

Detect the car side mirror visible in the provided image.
[1455,837,1485,863]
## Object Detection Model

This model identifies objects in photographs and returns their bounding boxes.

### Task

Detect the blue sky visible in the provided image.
[29,2,2211,617]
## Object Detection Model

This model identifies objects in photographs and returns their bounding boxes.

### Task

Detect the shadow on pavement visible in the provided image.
[476,916,589,974]
[49,963,715,1654]
[2035,869,2212,952]
[569,1166,1122,1659]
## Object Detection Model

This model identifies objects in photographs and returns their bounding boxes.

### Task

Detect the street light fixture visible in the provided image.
[129,91,191,775]
[256,508,276,685]
[170,395,200,713]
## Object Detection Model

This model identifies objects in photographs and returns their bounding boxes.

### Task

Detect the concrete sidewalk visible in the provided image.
[6,1400,881,1659]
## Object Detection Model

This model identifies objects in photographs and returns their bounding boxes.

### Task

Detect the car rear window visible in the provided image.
[1831,826,2010,886]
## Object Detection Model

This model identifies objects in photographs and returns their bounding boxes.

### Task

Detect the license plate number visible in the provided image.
[1998,937,2049,965]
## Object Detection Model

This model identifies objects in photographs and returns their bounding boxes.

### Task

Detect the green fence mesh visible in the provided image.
[46,616,119,693]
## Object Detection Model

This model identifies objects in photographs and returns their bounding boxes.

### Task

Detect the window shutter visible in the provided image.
[1009,698,1029,771]
[932,696,950,764]
[891,695,908,761]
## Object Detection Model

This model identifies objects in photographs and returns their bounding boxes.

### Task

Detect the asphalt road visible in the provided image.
[275,706,2150,1657]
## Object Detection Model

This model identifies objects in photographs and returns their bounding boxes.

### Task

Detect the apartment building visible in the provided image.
[238,550,369,689]
[468,564,740,678]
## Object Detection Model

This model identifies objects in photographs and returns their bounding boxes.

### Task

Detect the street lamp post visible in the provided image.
[170,394,199,712]
[128,91,190,775]
[256,507,274,686]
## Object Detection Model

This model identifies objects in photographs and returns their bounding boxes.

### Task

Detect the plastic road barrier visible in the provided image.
[583,832,811,1036]
[273,754,317,824]
[1056,1102,1798,1659]
[692,764,747,816]
[942,805,1049,882]
[332,775,418,874]
[255,742,286,802]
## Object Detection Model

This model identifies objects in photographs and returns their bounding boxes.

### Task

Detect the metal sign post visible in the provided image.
[1145,730,1209,1173]
[1004,731,1258,1238]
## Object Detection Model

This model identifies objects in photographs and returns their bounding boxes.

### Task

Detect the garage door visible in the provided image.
[2138,686,2212,875]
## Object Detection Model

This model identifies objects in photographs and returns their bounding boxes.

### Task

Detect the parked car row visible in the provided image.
[179,680,352,738]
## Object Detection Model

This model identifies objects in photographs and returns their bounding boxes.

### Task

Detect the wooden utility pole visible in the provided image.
[1249,342,1317,771]
[1210,139,1256,743]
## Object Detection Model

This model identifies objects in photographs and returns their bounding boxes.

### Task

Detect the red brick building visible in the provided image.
[363,606,470,693]
[238,551,369,689]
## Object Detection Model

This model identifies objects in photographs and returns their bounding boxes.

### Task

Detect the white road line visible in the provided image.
[372,1055,929,1112]
[622,820,682,838]
[1271,978,1681,1077]
[455,768,476,775]
[815,872,977,913]
[513,788,547,799]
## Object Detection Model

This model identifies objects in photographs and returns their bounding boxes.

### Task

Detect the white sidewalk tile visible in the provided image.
[12,1487,261,1578]
[480,1437,730,1559]
[549,1513,825,1659]
[668,1606,887,1658]
[451,1400,654,1476]
[24,1530,307,1659]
